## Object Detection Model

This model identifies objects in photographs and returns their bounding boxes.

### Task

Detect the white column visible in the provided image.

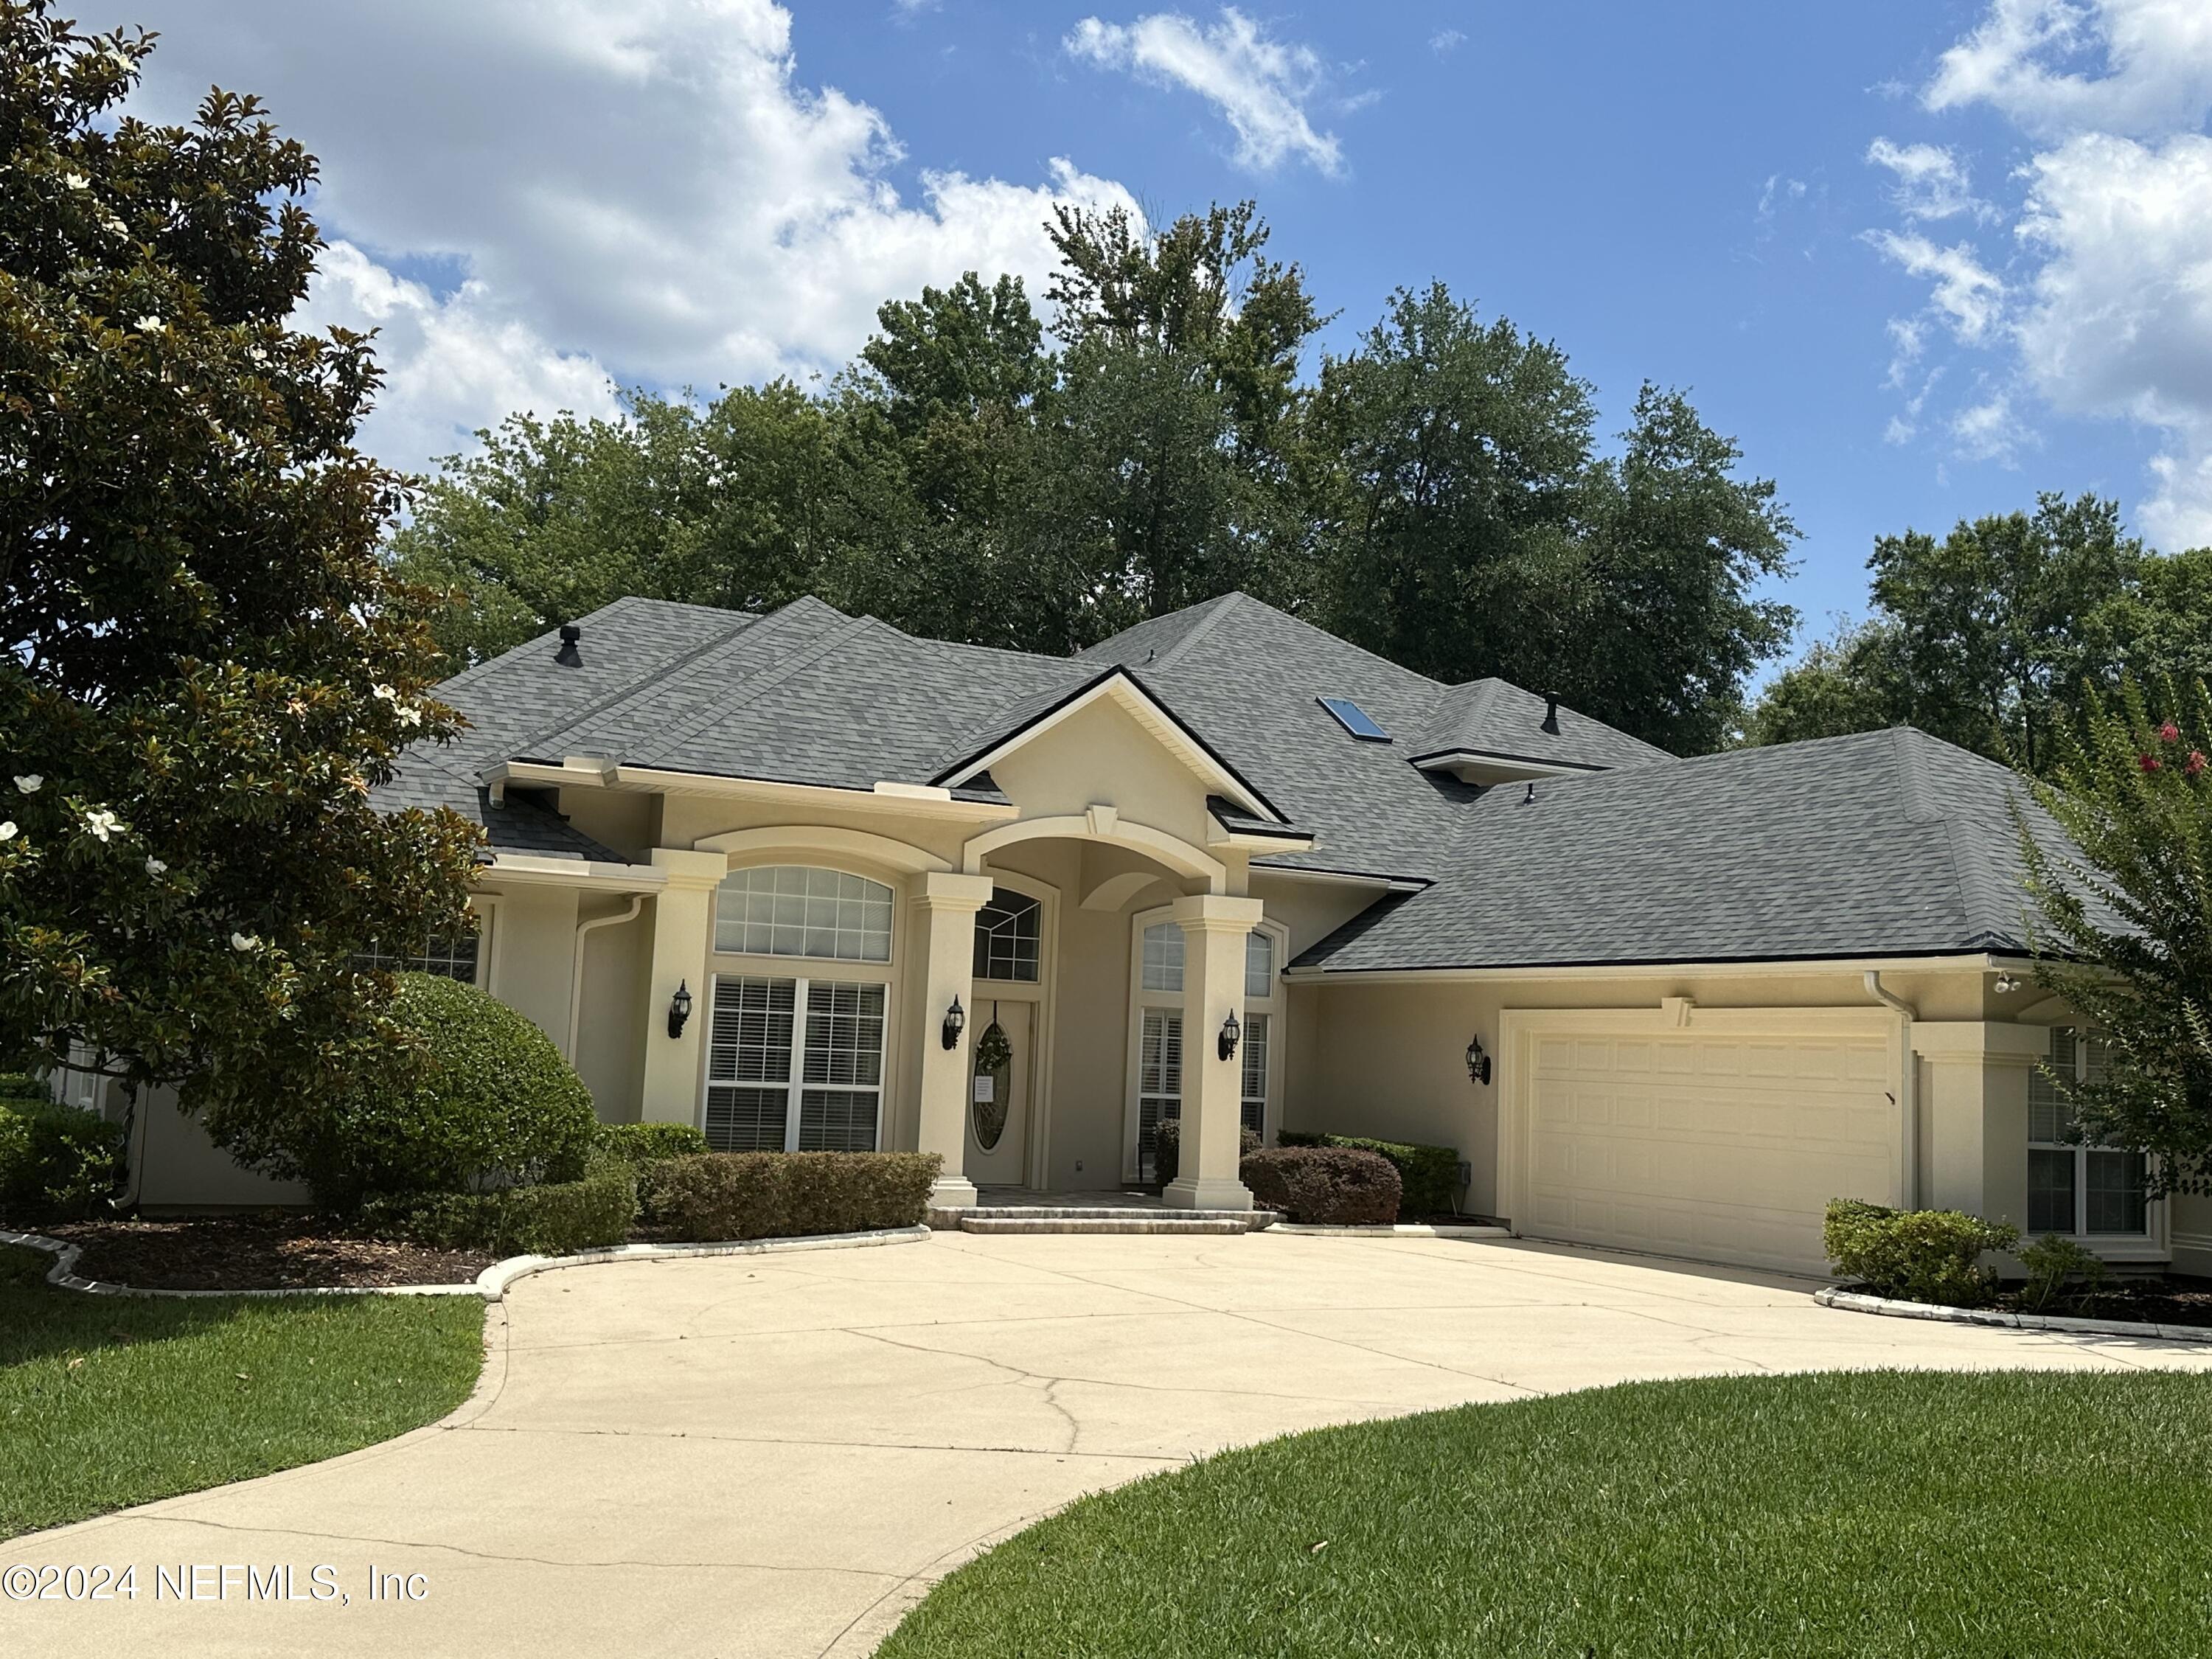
[1913,1020,2048,1228]
[1166,893,1265,1211]
[911,871,996,1208]
[637,849,730,1125]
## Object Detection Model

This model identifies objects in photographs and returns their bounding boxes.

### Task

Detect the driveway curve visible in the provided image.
[7,1230,2210,1658]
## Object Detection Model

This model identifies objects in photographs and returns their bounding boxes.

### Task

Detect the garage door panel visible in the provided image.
[1519,1020,1896,1275]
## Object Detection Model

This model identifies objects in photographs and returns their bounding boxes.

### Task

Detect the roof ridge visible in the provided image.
[498,599,797,765]
[1147,591,1245,671]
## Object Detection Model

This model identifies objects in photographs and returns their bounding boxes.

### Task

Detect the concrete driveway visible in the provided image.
[8,1229,2211,1658]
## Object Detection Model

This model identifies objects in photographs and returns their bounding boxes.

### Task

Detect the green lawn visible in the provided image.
[881,1369,2212,1659]
[1,1245,485,1540]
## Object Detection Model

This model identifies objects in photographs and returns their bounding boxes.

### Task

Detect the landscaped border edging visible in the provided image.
[1814,1283,2212,1345]
[1268,1222,1511,1239]
[0,1223,930,1302]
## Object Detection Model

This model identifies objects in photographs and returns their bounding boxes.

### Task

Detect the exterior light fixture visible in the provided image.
[1219,1008,1242,1062]
[942,995,966,1050]
[1465,1032,1492,1085]
[1994,972,2021,995]
[667,980,693,1039]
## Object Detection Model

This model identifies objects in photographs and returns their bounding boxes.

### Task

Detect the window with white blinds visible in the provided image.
[2028,1026,2147,1237]
[1240,1012,1269,1138]
[703,975,884,1152]
[1138,1007,1182,1179]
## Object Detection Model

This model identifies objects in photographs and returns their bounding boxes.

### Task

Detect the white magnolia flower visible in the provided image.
[133,314,162,333]
[13,773,41,793]
[0,821,16,841]
[82,808,119,842]
[100,213,128,238]
[394,704,425,728]
[371,683,398,702]
[62,171,88,189]
[231,931,258,952]
[145,856,167,876]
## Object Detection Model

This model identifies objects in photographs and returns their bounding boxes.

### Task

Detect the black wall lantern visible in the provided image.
[1465,1032,1491,1085]
[941,994,966,1050]
[667,980,693,1040]
[1218,1008,1242,1062]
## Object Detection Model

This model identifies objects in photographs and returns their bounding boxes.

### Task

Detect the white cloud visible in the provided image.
[1865,0,2212,526]
[1066,8,1343,174]
[1430,29,1466,57]
[1865,231,2006,343]
[123,0,1138,475]
[1926,0,2212,137]
[1865,138,1989,221]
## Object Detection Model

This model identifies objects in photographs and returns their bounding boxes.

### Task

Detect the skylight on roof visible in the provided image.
[1318,695,1390,742]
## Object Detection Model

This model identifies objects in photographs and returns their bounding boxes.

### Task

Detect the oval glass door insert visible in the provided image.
[971,1020,1012,1150]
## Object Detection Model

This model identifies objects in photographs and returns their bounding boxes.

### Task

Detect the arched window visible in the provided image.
[714,866,893,962]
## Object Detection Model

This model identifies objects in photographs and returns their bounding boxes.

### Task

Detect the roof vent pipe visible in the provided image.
[1541,695,1560,735]
[554,623,583,667]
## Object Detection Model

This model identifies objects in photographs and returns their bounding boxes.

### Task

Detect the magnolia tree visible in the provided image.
[2022,676,2212,1193]
[0,6,479,1164]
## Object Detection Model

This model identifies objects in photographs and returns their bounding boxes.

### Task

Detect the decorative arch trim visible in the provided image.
[961,814,1225,892]
[691,825,951,877]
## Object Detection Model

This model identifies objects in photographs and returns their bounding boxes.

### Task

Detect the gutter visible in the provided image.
[566,895,646,1063]
[1863,970,1920,1211]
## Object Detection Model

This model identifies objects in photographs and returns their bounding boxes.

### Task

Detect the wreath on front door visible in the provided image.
[973,1018,1013,1076]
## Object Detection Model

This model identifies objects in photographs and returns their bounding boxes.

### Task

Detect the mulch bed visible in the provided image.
[24,1212,495,1291]
[1995,1276,2212,1328]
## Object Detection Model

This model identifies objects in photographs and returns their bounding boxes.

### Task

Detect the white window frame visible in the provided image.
[700,857,906,1153]
[702,972,888,1152]
[1122,905,1288,1181]
[2028,1024,2166,1260]
[967,869,1058,1189]
[712,864,895,964]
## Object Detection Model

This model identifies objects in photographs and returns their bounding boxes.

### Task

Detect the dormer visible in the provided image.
[1408,679,1673,785]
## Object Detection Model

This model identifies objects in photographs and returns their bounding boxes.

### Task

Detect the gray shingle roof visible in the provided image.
[1292,726,2106,973]
[369,753,624,863]
[1412,678,1674,772]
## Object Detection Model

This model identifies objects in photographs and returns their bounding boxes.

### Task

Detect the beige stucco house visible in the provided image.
[77,589,2206,1279]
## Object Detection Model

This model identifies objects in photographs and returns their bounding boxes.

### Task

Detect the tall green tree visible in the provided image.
[1743,493,2150,767]
[2022,677,2212,1193]
[1309,285,1794,749]
[389,382,833,664]
[0,5,479,1146]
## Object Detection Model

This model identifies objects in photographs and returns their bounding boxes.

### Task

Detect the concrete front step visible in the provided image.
[956,1215,1254,1236]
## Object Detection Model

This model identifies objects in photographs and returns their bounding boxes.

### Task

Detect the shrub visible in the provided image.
[1278,1132,1458,1214]
[593,1121,710,1166]
[1823,1198,2020,1308]
[500,1163,639,1255]
[356,1162,639,1256]
[1150,1117,1261,1186]
[1240,1146,1402,1225]
[302,973,597,1209]
[650,1152,942,1241]
[0,1097,125,1221]
[2017,1233,2109,1313]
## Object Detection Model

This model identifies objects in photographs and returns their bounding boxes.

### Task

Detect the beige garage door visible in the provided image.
[1517,1020,1898,1276]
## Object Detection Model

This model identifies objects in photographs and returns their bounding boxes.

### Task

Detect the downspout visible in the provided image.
[1864,970,1919,1210]
[567,895,647,1064]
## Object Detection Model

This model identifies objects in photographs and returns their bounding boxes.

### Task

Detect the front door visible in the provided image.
[966,1000,1032,1187]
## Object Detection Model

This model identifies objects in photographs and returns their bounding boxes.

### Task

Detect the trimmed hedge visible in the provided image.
[358,1161,639,1256]
[648,1152,941,1242]
[1278,1132,1458,1215]
[593,1122,711,1166]
[1150,1117,1261,1186]
[1823,1198,2019,1308]
[305,973,597,1208]
[1240,1146,1402,1225]
[0,1096,125,1221]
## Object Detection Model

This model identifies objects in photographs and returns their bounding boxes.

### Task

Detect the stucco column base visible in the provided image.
[928,1174,981,1208]
[1164,1173,1256,1211]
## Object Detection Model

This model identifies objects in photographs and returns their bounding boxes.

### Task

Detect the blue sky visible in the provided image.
[127,1,2212,659]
